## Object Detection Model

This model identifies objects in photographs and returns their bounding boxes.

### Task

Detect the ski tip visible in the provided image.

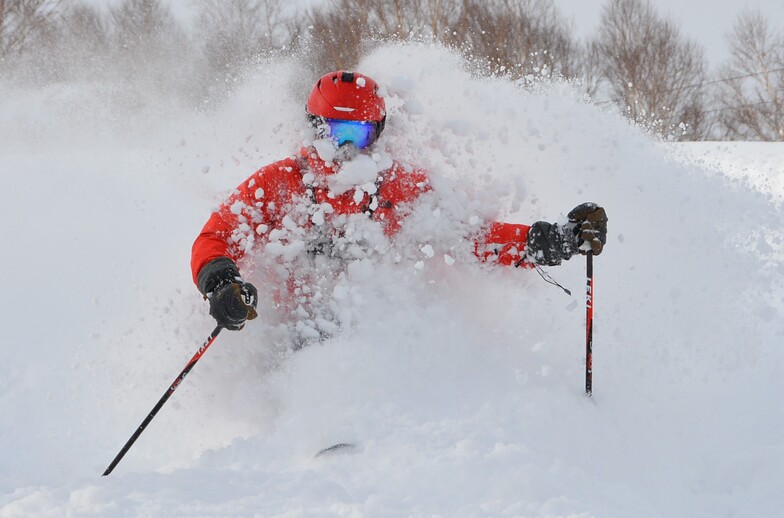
[315,443,356,457]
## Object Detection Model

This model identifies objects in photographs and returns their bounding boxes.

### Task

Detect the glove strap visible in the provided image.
[197,257,243,297]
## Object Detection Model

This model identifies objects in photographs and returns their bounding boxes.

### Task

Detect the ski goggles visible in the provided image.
[324,118,379,149]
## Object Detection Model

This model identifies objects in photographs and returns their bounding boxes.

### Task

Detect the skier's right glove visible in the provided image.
[197,257,258,331]
[525,221,577,266]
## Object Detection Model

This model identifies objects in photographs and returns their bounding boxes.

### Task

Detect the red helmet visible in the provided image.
[306,71,386,123]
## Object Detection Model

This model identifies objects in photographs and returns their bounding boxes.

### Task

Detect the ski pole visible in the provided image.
[102,325,223,476]
[585,251,594,396]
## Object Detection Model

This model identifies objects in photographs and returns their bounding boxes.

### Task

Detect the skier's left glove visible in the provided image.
[524,203,607,266]
[565,202,607,256]
[197,257,258,331]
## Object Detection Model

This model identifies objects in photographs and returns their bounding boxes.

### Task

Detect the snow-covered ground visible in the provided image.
[1,43,783,517]
[669,141,784,202]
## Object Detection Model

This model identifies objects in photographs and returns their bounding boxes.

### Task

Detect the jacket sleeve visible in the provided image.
[475,221,534,268]
[376,164,432,235]
[190,158,299,285]
[382,165,534,268]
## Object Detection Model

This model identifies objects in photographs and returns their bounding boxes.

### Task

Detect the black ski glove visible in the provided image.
[197,257,258,331]
[525,221,576,266]
[525,203,607,266]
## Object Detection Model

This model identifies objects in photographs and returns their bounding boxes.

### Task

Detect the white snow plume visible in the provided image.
[1,42,783,516]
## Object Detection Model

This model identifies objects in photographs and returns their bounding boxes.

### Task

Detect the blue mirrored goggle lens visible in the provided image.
[325,119,377,149]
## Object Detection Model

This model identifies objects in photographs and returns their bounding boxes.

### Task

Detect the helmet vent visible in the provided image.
[341,71,355,83]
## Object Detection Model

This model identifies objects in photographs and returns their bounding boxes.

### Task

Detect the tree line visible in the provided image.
[1,0,782,141]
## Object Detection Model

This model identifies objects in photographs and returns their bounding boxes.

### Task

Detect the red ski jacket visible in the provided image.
[191,147,532,285]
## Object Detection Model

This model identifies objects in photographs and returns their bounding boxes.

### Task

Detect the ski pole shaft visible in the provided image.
[585,252,594,396]
[102,325,223,476]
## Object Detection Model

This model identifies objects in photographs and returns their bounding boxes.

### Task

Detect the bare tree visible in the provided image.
[110,0,183,50]
[365,0,461,40]
[63,3,109,51]
[17,2,112,82]
[299,0,461,75]
[0,0,60,60]
[194,0,287,79]
[446,0,580,81]
[109,1,190,80]
[367,0,423,38]
[299,0,371,73]
[580,40,604,99]
[715,11,784,141]
[300,0,579,84]
[57,3,110,71]
[594,0,708,140]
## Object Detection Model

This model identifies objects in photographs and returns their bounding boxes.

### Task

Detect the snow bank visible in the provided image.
[1,43,783,516]
[668,141,784,201]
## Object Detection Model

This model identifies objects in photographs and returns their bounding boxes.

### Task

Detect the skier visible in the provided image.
[191,70,607,334]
